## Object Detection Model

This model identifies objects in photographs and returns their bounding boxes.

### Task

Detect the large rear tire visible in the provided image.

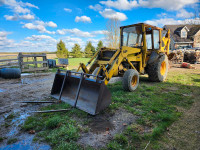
[122,69,139,92]
[147,54,168,82]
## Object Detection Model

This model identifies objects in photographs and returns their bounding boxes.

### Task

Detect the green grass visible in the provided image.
[0,137,4,143]
[22,103,85,149]
[5,113,16,121]
[22,70,200,149]
[42,57,91,73]
[7,138,18,144]
[53,57,90,70]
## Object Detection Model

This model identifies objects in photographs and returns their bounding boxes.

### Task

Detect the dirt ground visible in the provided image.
[0,64,200,149]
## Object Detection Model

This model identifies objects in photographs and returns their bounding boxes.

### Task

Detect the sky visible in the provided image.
[0,0,199,52]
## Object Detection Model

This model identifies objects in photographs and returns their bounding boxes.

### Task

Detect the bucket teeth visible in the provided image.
[51,71,111,115]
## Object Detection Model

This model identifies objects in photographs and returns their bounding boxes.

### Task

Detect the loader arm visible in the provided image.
[104,46,141,84]
[77,46,141,85]
[161,29,170,55]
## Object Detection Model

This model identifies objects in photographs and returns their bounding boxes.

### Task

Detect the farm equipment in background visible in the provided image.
[51,23,170,115]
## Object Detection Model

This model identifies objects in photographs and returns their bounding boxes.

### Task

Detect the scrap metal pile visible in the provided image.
[169,49,200,64]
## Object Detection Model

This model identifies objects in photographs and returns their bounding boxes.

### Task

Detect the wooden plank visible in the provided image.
[0,59,18,62]
[22,61,48,65]
[0,55,18,57]
[0,61,18,65]
[34,56,37,68]
[21,67,48,72]
[19,54,46,57]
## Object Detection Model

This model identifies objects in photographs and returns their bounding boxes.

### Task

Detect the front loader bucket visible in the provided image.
[51,70,111,115]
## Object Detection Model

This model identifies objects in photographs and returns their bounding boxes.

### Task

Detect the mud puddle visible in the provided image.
[89,117,115,134]
[78,109,137,148]
[0,134,50,150]
[0,103,51,150]
[0,89,4,92]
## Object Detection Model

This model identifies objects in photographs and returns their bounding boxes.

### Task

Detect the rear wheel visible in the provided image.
[122,69,139,92]
[147,54,168,82]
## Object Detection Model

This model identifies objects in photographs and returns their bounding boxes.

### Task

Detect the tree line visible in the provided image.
[56,40,103,58]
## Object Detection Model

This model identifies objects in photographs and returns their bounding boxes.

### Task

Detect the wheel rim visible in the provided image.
[160,61,166,75]
[131,75,138,86]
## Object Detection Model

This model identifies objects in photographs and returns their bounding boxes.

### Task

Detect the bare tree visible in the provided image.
[184,4,200,25]
[105,19,120,48]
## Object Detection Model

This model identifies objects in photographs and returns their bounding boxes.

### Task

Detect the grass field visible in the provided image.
[54,58,90,70]
[21,67,200,149]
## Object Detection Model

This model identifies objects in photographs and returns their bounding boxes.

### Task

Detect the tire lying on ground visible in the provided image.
[147,54,168,82]
[1,68,21,79]
[122,69,139,92]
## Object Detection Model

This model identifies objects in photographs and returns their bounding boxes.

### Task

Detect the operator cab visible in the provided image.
[120,23,166,52]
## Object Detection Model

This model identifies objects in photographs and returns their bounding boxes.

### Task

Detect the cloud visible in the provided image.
[34,20,57,28]
[0,31,106,52]
[22,21,57,34]
[1,0,38,14]
[57,28,109,37]
[23,2,39,9]
[100,0,198,11]
[176,9,194,19]
[60,36,85,51]
[13,5,30,14]
[46,21,57,28]
[92,30,109,35]
[139,0,198,11]
[0,31,57,52]
[64,8,72,12]
[99,8,127,21]
[4,15,18,21]
[0,31,14,47]
[25,35,56,41]
[145,17,200,27]
[4,14,35,20]
[20,14,35,20]
[89,4,103,11]
[57,28,94,37]
[157,13,167,18]
[0,31,11,40]
[75,16,92,23]
[100,0,138,10]
[145,18,184,27]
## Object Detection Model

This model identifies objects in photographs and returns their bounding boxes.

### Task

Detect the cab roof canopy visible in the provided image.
[120,23,163,30]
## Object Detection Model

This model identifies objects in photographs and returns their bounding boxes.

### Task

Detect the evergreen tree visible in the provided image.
[56,40,68,58]
[86,41,95,54]
[96,40,103,52]
[84,41,94,58]
[71,43,82,58]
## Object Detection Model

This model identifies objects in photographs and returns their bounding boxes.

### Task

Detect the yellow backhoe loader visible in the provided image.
[51,23,170,115]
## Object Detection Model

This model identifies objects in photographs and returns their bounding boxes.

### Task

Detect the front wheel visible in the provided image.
[122,69,139,92]
[147,54,169,82]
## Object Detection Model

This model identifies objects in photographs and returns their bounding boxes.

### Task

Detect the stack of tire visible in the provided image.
[0,68,21,79]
